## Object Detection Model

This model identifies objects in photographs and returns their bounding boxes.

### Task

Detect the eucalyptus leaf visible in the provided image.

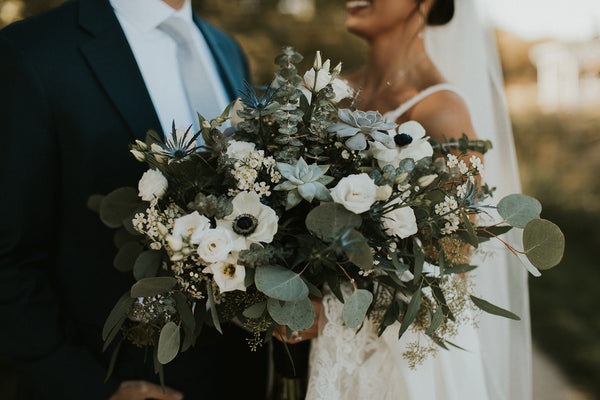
[267,297,316,331]
[174,293,196,352]
[255,265,308,301]
[305,203,362,242]
[497,194,542,228]
[104,339,122,383]
[412,241,424,281]
[205,281,223,334]
[102,292,134,341]
[343,289,373,328]
[113,242,143,272]
[341,230,374,270]
[243,301,267,319]
[87,194,104,214]
[130,277,177,298]
[460,212,478,248]
[113,228,139,249]
[523,219,565,270]
[157,321,180,364]
[447,264,478,274]
[102,315,126,352]
[133,250,162,281]
[470,295,520,320]
[398,289,421,338]
[100,187,143,229]
[425,307,444,335]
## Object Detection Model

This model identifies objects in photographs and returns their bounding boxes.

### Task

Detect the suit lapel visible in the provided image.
[78,0,163,140]
[194,15,239,101]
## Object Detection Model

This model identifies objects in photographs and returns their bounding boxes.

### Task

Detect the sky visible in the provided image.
[484,0,600,41]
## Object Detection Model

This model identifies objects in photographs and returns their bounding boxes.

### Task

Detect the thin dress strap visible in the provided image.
[383,83,461,122]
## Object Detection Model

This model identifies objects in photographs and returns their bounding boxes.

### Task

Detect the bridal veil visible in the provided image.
[425,0,532,398]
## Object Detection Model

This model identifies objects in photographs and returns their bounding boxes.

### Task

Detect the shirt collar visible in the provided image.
[109,0,194,33]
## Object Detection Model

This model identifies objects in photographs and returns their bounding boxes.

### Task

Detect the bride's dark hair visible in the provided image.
[419,0,455,26]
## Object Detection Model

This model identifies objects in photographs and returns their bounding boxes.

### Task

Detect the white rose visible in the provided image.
[330,173,378,214]
[383,200,418,238]
[138,169,168,201]
[203,253,246,293]
[173,211,211,239]
[226,140,256,160]
[194,227,241,264]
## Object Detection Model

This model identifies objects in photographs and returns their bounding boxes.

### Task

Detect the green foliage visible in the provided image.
[113,242,143,272]
[133,250,162,280]
[399,289,422,339]
[243,301,267,319]
[267,297,315,331]
[130,277,177,298]
[255,265,309,301]
[340,230,373,270]
[99,187,143,229]
[497,193,542,228]
[157,321,180,364]
[305,202,361,242]
[523,219,565,270]
[342,289,373,328]
[470,295,520,320]
[102,292,134,341]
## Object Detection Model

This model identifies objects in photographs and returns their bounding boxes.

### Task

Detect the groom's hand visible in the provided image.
[109,381,184,400]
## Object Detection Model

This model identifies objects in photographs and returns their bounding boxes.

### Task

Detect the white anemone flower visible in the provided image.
[216,191,278,249]
[369,121,433,168]
[203,253,246,293]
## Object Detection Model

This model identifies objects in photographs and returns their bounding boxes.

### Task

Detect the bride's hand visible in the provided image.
[272,297,322,344]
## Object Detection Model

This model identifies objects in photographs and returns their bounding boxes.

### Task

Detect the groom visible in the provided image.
[0,0,268,399]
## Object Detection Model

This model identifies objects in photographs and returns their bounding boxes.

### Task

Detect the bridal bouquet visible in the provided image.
[93,48,564,381]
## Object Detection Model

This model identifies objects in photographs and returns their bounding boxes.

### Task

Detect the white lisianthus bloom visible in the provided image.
[216,191,278,249]
[203,253,246,293]
[138,169,168,201]
[193,227,242,264]
[331,78,354,104]
[304,59,332,92]
[173,211,211,239]
[330,173,378,214]
[226,140,256,160]
[383,199,418,238]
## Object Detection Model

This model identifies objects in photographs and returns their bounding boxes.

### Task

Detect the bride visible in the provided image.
[301,0,532,399]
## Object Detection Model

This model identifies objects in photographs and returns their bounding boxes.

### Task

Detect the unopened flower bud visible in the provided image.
[170,252,184,262]
[135,140,148,150]
[313,51,323,70]
[202,120,211,129]
[417,174,438,187]
[216,116,226,124]
[156,222,169,237]
[376,185,393,201]
[166,235,183,252]
[332,62,342,76]
[130,149,145,162]
[181,247,194,256]
[394,172,409,184]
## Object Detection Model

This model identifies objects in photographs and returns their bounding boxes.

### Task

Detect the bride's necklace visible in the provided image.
[362,52,428,97]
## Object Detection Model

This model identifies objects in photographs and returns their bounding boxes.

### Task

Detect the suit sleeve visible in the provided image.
[0,34,120,399]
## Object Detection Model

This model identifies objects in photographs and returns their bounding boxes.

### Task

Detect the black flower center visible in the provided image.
[173,149,186,159]
[394,133,413,147]
[232,213,258,236]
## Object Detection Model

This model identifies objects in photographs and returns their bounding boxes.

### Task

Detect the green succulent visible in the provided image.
[274,157,334,209]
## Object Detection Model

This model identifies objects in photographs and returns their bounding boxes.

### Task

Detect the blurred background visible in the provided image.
[1,0,598,399]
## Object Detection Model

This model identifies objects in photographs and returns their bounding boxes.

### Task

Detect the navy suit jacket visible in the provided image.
[0,1,267,399]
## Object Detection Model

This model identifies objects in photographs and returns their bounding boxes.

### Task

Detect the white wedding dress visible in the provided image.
[306,1,532,399]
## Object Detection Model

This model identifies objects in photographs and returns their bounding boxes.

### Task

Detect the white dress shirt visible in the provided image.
[109,0,229,135]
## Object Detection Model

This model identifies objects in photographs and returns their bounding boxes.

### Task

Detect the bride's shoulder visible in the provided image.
[409,89,477,141]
